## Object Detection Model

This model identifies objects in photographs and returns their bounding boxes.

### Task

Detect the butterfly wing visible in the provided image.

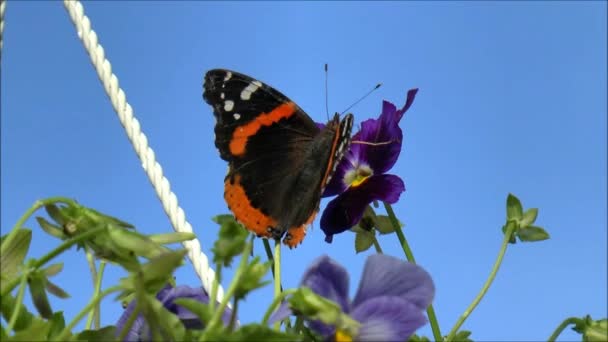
[203,69,324,245]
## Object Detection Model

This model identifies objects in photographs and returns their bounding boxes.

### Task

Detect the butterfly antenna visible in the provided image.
[340,83,382,115]
[325,63,330,121]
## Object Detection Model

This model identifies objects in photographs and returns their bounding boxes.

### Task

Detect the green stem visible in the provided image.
[384,202,442,341]
[85,259,105,329]
[1,226,107,297]
[384,202,416,262]
[55,286,121,341]
[261,288,298,325]
[547,317,585,342]
[84,249,97,329]
[202,237,253,334]
[273,239,282,331]
[445,222,517,341]
[6,271,29,334]
[209,262,221,311]
[372,236,383,254]
[229,298,238,330]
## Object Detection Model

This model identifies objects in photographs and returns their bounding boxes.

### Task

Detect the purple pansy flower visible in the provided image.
[115,284,232,341]
[321,89,418,242]
[274,254,434,341]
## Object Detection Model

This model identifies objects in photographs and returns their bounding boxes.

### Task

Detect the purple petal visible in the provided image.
[115,300,147,341]
[352,254,435,311]
[299,255,351,338]
[350,89,418,175]
[300,255,351,312]
[351,296,427,341]
[268,301,293,325]
[161,285,233,328]
[320,174,405,241]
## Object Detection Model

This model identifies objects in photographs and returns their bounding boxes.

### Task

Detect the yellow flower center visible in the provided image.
[334,329,353,342]
[344,164,373,188]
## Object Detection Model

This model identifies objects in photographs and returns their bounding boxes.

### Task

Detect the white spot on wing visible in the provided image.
[233,113,241,120]
[240,81,262,101]
[220,93,225,99]
[224,100,234,112]
[224,71,232,81]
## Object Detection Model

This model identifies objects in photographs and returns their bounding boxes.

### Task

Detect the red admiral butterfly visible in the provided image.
[203,69,353,248]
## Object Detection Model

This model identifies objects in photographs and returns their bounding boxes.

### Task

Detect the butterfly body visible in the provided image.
[203,69,353,247]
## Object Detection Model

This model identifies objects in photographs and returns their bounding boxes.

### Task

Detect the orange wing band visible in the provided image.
[284,210,318,248]
[224,175,277,237]
[229,102,297,156]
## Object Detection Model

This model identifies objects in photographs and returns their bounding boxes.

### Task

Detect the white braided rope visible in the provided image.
[0,0,6,60]
[62,0,224,302]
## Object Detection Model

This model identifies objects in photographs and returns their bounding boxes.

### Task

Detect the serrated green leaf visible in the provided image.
[517,226,550,242]
[520,208,538,227]
[0,293,34,331]
[36,217,66,239]
[354,231,374,253]
[374,215,398,234]
[28,273,53,319]
[506,193,523,220]
[236,257,271,299]
[45,280,70,299]
[223,324,303,341]
[120,250,186,294]
[72,326,117,341]
[7,316,52,341]
[212,215,248,267]
[47,311,66,340]
[140,293,186,341]
[0,229,32,278]
[42,263,63,277]
[408,334,431,342]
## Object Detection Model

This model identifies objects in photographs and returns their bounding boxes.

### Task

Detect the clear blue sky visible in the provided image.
[1,2,606,341]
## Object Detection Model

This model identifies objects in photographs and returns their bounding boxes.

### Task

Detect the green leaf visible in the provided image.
[502,220,518,244]
[0,229,32,278]
[172,298,213,326]
[517,226,550,242]
[120,249,186,295]
[354,231,374,253]
[148,232,196,245]
[236,257,271,299]
[28,272,53,319]
[212,215,248,267]
[0,293,34,331]
[520,208,538,227]
[72,326,117,341]
[41,263,64,277]
[45,280,70,299]
[36,217,66,239]
[223,324,303,341]
[583,318,608,342]
[6,316,51,341]
[45,204,67,226]
[140,293,186,341]
[47,311,66,340]
[450,330,473,342]
[374,215,398,234]
[506,193,523,220]
[408,334,431,342]
[107,225,168,259]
